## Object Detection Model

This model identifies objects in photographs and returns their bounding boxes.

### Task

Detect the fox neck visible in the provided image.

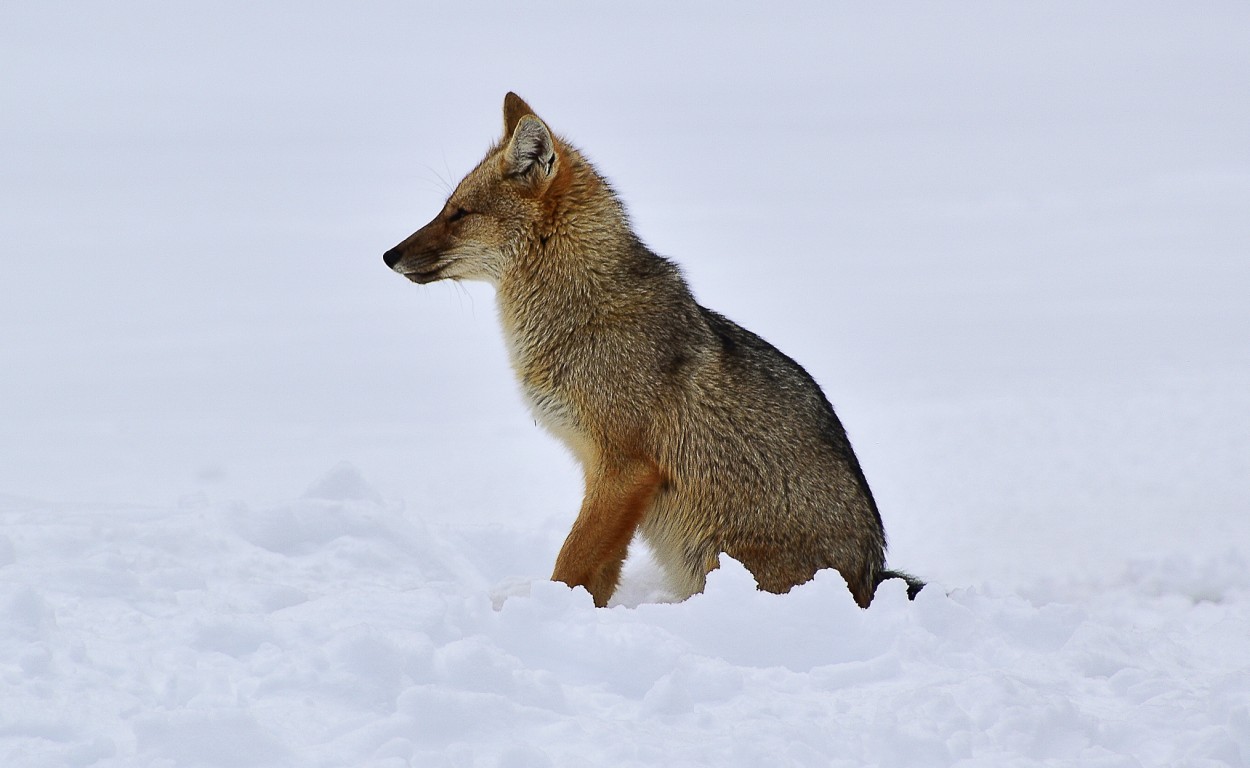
[498,158,633,334]
[494,156,636,407]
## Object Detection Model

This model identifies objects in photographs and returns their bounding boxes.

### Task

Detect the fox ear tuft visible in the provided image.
[503,92,536,136]
[505,114,558,180]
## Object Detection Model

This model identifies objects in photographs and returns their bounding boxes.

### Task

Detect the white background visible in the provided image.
[2,4,1248,765]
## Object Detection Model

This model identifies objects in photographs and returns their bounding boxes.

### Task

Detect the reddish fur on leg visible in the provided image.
[552,460,662,607]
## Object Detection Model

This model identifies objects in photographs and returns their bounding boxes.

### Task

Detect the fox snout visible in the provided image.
[383,225,446,284]
[382,243,430,280]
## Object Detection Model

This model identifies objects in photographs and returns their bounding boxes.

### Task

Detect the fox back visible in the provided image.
[385,93,919,607]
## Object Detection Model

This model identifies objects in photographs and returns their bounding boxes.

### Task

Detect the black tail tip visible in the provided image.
[878,570,926,601]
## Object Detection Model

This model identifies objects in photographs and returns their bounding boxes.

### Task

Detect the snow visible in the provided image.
[2,3,1249,766]
[4,479,1249,766]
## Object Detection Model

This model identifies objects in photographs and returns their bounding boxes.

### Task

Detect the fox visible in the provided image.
[384,93,923,608]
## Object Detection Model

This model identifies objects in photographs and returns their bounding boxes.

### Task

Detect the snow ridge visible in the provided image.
[2,472,1246,767]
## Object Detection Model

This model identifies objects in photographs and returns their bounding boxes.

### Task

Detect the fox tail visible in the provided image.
[876,569,926,600]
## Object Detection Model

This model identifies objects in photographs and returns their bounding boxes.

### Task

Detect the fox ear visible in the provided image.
[504,114,558,182]
[503,92,536,136]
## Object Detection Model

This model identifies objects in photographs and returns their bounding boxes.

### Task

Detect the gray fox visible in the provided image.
[384,93,923,607]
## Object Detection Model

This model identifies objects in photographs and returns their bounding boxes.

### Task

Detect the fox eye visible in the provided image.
[446,206,470,223]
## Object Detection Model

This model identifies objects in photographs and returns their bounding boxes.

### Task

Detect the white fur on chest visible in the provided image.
[498,305,595,467]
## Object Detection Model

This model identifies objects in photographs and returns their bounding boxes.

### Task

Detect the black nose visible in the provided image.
[383,247,401,269]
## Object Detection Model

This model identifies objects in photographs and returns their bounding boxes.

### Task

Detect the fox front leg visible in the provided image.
[551,459,662,607]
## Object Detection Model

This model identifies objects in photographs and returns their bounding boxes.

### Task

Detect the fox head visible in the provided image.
[384,92,583,286]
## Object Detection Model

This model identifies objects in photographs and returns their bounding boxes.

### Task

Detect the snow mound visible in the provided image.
[1,476,1247,766]
[303,461,384,504]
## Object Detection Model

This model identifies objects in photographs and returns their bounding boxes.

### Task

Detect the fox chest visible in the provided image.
[515,363,600,466]
[499,321,592,452]
[518,371,575,431]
